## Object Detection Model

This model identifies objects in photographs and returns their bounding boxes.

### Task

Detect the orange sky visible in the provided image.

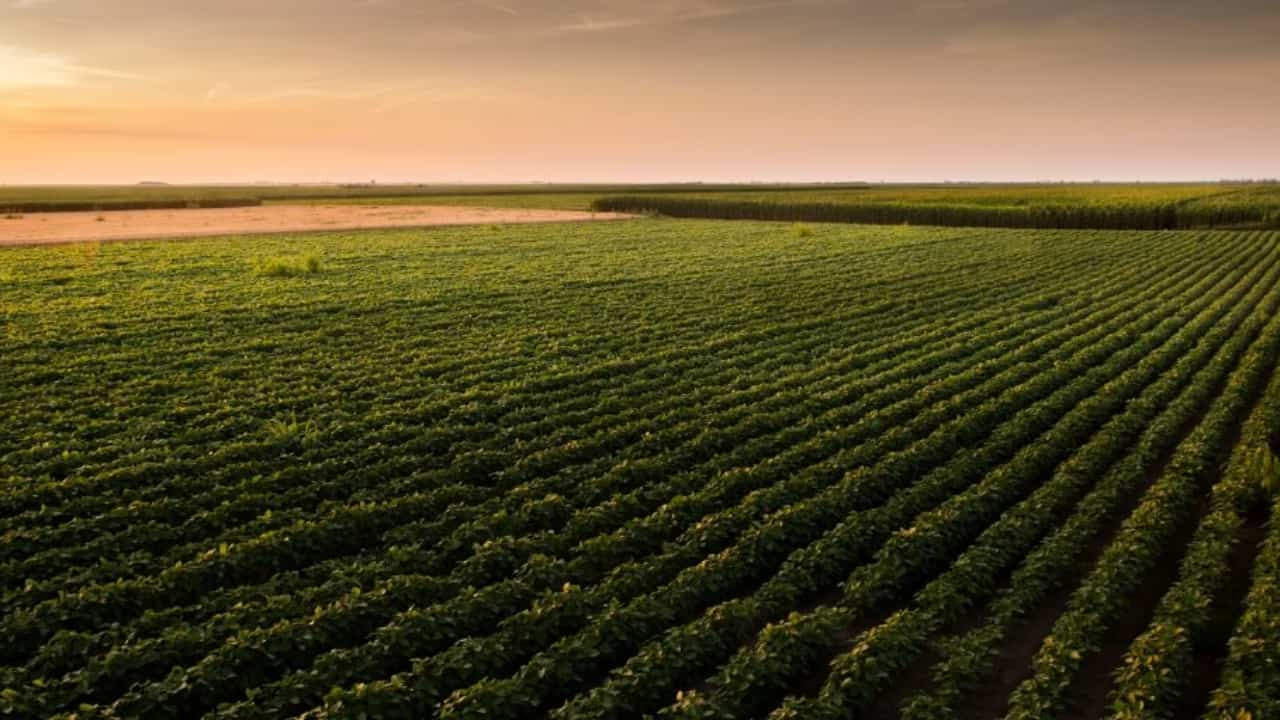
[2,0,1278,183]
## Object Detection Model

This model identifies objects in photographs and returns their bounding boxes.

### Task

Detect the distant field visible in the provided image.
[5,182,1280,230]
[268,192,603,211]
[0,183,866,214]
[3,219,1279,719]
[595,183,1280,230]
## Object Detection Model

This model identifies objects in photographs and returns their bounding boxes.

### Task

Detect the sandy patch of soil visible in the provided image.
[0,205,634,246]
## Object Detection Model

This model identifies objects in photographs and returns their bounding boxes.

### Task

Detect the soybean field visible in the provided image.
[2,219,1279,720]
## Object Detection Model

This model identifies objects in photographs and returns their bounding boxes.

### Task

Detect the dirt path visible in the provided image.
[0,204,635,247]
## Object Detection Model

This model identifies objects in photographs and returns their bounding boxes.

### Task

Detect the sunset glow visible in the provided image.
[3,0,1278,183]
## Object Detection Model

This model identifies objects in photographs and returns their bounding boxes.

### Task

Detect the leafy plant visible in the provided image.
[255,255,323,277]
[1251,445,1280,497]
[263,412,319,447]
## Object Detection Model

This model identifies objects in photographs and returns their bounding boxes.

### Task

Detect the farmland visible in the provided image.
[6,183,1280,230]
[2,217,1280,720]
[593,183,1280,230]
[0,183,869,214]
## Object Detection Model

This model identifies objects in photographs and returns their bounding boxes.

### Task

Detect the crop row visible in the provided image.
[0,237,1136,702]
[2,240,1084,600]
[999,255,1280,717]
[210,232,1207,720]
[576,234,1279,720]
[1108,310,1280,719]
[325,234,1251,719]
[38,229,1181,718]
[1206,467,1280,717]
[0,228,1157,707]
[4,222,1275,720]
[757,234,1280,720]
[2,228,1033,532]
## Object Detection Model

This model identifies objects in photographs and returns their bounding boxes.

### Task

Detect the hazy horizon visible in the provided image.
[3,179,1278,188]
[3,0,1278,184]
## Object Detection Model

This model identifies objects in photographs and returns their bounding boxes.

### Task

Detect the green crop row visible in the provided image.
[413,236,1241,719]
[761,235,1280,720]
[663,232,1280,720]
[1108,312,1280,719]
[1207,490,1280,718]
[893,236,1278,719]
[999,269,1280,717]
[300,233,1204,720]
[57,263,1068,719]
[2,220,1278,720]
[617,234,1275,720]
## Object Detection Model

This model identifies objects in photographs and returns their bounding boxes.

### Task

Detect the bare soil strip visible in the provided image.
[0,205,634,247]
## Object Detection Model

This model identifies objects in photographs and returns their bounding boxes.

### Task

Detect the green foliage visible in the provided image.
[255,254,323,277]
[594,188,1280,230]
[263,412,320,448]
[1,221,1279,720]
[1251,445,1280,497]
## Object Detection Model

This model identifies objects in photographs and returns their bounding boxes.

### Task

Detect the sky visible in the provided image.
[1,0,1277,184]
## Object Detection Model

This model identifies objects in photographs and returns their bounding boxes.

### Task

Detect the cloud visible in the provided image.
[0,44,140,89]
[199,81,457,109]
[556,1,801,33]
[9,0,55,8]
[203,81,230,104]
[474,1,519,16]
[0,45,76,87]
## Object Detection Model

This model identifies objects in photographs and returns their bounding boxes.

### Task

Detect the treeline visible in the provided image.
[593,196,1276,230]
[1,198,262,214]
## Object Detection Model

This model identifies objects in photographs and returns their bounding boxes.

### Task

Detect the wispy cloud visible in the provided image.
[198,80,495,111]
[0,46,74,88]
[203,81,230,104]
[0,45,140,90]
[0,46,120,88]
[551,1,803,35]
[71,64,143,81]
[474,1,519,16]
